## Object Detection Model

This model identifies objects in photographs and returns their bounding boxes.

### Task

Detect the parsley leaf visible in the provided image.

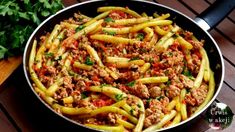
[136,33,144,41]
[44,52,54,58]
[104,17,114,22]
[81,91,88,99]
[126,81,136,87]
[129,56,140,61]
[166,80,171,86]
[76,25,85,32]
[156,96,164,101]
[146,98,152,106]
[130,108,134,115]
[182,70,194,79]
[0,46,8,59]
[85,57,94,65]
[54,55,62,61]
[115,94,124,101]
[0,0,63,59]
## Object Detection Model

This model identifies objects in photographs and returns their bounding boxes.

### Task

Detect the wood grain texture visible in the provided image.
[210,29,235,64]
[0,105,17,132]
[224,60,235,89]
[62,0,78,7]
[0,74,35,132]
[228,10,235,22]
[0,56,22,86]
[182,0,235,44]
[0,0,234,132]
[157,0,196,18]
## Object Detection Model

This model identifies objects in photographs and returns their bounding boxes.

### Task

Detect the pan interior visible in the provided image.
[23,0,224,131]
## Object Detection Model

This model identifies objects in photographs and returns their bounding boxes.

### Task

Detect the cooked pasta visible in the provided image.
[29,6,215,132]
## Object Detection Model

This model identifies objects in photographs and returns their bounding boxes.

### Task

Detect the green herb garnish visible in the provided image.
[81,91,88,99]
[172,34,178,39]
[104,17,114,22]
[156,96,164,101]
[75,25,85,32]
[126,81,136,87]
[85,57,94,65]
[182,70,193,79]
[130,108,134,115]
[149,58,154,63]
[129,56,140,61]
[54,55,62,61]
[168,52,173,56]
[44,52,54,58]
[146,98,152,106]
[186,88,190,93]
[103,30,116,36]
[136,33,144,41]
[115,94,123,101]
[166,80,171,86]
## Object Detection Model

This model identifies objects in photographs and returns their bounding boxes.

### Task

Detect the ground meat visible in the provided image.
[189,54,201,74]
[191,84,208,105]
[107,113,116,124]
[144,99,163,128]
[40,75,54,87]
[131,71,140,80]
[161,49,184,68]
[71,91,81,101]
[109,10,128,20]
[189,40,204,49]
[180,74,194,88]
[54,87,68,99]
[73,13,91,24]
[83,118,98,125]
[126,94,139,106]
[166,85,181,99]
[144,112,162,128]
[104,76,114,84]
[74,79,87,92]
[76,99,96,109]
[160,96,170,107]
[185,93,196,106]
[99,69,109,77]
[149,86,162,98]
[46,66,57,75]
[119,71,140,82]
[132,82,150,98]
[63,76,74,89]
[183,31,193,40]
[171,75,184,89]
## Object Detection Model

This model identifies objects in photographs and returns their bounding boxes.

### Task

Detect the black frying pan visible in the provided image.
[23,0,235,131]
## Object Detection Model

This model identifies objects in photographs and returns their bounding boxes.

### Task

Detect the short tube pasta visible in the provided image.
[137,76,169,84]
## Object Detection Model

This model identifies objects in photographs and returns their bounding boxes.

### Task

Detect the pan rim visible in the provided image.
[23,0,225,131]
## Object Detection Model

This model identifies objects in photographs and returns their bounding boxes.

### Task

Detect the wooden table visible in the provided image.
[0,0,234,131]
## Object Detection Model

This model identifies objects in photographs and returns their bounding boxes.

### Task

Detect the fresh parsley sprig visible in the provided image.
[0,0,64,59]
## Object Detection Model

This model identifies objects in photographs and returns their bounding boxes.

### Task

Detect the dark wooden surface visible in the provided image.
[0,0,235,131]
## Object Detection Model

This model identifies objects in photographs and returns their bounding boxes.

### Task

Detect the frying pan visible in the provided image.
[23,0,234,131]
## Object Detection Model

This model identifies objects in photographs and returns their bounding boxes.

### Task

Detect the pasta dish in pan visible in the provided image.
[28,6,215,132]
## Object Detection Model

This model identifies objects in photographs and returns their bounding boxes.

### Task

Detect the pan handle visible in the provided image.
[195,0,235,31]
